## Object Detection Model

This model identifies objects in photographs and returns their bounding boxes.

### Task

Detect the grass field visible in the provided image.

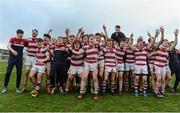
[0,61,180,112]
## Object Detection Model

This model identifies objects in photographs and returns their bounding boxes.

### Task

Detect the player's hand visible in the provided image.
[78,27,83,33]
[160,26,164,33]
[65,28,70,35]
[37,59,44,63]
[103,24,106,30]
[174,29,179,37]
[48,29,53,33]
[155,29,160,38]
[11,50,18,56]
[130,33,134,38]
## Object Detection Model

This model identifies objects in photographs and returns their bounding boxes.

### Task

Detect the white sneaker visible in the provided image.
[2,87,7,94]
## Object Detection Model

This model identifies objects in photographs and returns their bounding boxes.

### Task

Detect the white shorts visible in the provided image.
[134,64,148,75]
[154,65,170,76]
[105,66,117,73]
[84,62,98,71]
[46,61,51,70]
[31,64,46,73]
[68,66,83,75]
[24,56,36,70]
[98,60,104,68]
[117,63,125,71]
[125,63,135,71]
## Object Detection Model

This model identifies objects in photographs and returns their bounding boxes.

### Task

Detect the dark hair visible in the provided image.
[57,36,63,39]
[120,38,126,42]
[44,34,51,39]
[115,25,120,28]
[148,37,155,43]
[16,29,24,34]
[70,35,75,38]
[32,29,38,33]
[88,34,94,37]
[82,34,88,39]
[137,36,143,43]
[72,40,82,49]
[95,33,101,37]
[36,38,43,42]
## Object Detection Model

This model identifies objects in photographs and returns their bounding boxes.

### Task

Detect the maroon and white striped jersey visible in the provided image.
[71,49,84,67]
[115,46,126,64]
[154,46,169,67]
[35,46,49,66]
[125,46,135,64]
[83,45,98,63]
[25,38,37,57]
[104,47,116,67]
[134,47,148,66]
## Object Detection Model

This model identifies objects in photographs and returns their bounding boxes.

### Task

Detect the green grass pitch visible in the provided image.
[0,61,180,112]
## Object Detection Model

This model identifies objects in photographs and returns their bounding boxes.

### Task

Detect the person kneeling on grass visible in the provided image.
[29,38,50,98]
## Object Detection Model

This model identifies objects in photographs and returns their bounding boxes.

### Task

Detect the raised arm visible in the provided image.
[65,28,70,43]
[76,27,83,40]
[128,33,134,45]
[170,29,179,50]
[147,31,152,38]
[47,29,53,35]
[153,26,164,50]
[102,24,109,45]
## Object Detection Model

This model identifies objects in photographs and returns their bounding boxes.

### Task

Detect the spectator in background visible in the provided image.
[111,25,126,43]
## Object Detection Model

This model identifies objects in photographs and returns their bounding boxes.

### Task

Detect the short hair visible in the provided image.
[137,36,143,43]
[107,38,113,42]
[70,35,75,38]
[95,33,101,37]
[115,25,121,28]
[148,37,155,43]
[36,38,43,43]
[88,34,94,37]
[57,36,63,39]
[16,29,24,34]
[44,34,51,39]
[120,38,126,42]
[32,29,38,33]
[82,34,88,39]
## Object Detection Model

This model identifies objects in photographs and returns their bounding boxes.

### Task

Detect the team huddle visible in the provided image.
[1,25,180,100]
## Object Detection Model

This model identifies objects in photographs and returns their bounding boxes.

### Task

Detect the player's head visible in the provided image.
[73,40,82,50]
[36,38,44,47]
[88,34,95,44]
[137,36,144,48]
[16,29,24,39]
[100,36,105,47]
[113,41,119,47]
[82,34,88,45]
[69,35,75,44]
[115,25,121,32]
[95,33,101,43]
[107,38,113,47]
[32,29,38,38]
[162,39,169,48]
[120,38,126,48]
[148,37,155,44]
[63,37,68,45]
[57,36,64,45]
[44,34,51,42]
